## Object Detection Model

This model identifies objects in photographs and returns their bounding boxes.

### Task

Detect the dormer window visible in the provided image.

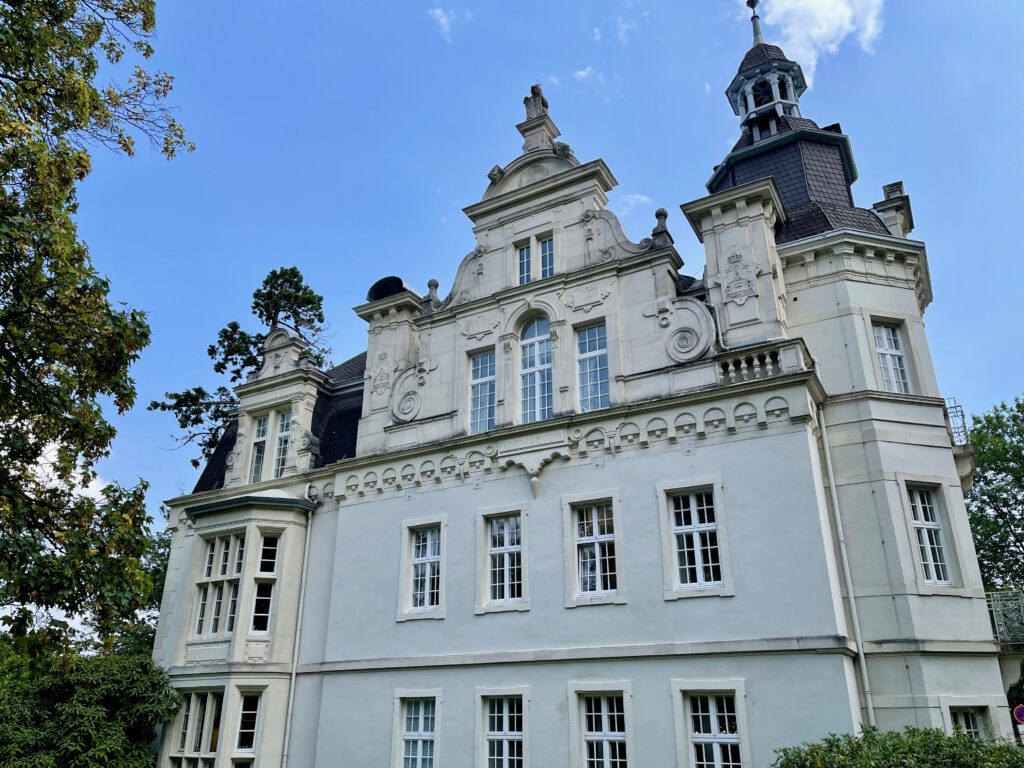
[520,315,553,423]
[248,409,292,483]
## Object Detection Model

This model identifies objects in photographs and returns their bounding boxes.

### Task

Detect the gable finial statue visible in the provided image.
[523,84,549,120]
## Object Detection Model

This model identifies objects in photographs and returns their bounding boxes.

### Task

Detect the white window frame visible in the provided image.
[566,681,634,768]
[576,322,610,413]
[273,409,292,478]
[520,316,553,424]
[250,580,274,635]
[475,686,530,768]
[561,490,627,608]
[540,237,555,279]
[258,533,279,575]
[896,475,970,596]
[475,505,531,614]
[191,532,246,641]
[518,243,532,285]
[235,690,263,753]
[939,695,1005,739]
[172,689,226,759]
[870,319,912,394]
[469,349,497,435]
[391,689,443,768]
[249,415,269,483]
[908,485,951,586]
[671,679,753,768]
[398,514,448,621]
[657,477,735,600]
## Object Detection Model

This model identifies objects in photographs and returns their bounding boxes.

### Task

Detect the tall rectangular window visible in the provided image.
[470,351,496,435]
[873,322,910,394]
[259,535,279,573]
[486,696,523,768]
[540,237,554,279]
[411,527,441,610]
[582,694,627,767]
[178,695,191,751]
[210,584,223,635]
[687,694,742,768]
[204,540,216,578]
[909,487,951,584]
[194,585,208,637]
[575,503,617,595]
[488,515,522,603]
[273,411,291,478]
[192,693,207,753]
[234,535,245,575]
[671,491,722,588]
[249,416,268,483]
[218,537,230,577]
[518,245,531,285]
[402,699,436,768]
[236,693,261,751]
[577,323,609,412]
[226,583,238,634]
[251,582,274,632]
[520,316,552,423]
[207,693,223,753]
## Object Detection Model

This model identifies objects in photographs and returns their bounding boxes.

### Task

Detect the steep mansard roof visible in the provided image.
[191,351,367,493]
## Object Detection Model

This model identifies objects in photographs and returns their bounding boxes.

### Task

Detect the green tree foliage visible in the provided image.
[0,637,181,768]
[771,727,1024,768]
[149,266,328,466]
[0,0,191,643]
[965,396,1024,589]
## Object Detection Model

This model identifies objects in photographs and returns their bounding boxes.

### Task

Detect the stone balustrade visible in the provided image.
[716,339,813,385]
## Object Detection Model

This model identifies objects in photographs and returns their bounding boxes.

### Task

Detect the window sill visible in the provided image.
[396,608,446,622]
[474,599,530,615]
[565,592,626,608]
[664,584,734,601]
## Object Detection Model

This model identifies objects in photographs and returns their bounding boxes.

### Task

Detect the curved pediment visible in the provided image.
[481,145,579,201]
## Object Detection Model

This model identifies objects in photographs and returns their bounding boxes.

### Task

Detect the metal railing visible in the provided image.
[988,591,1024,644]
[946,397,969,446]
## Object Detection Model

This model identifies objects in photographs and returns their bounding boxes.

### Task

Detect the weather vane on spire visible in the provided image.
[747,0,765,46]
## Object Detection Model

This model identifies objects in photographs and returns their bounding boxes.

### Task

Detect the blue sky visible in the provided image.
[76,0,1024,515]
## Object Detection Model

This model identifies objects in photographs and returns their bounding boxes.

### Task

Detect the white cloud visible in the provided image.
[755,0,885,86]
[573,66,595,82]
[613,192,652,217]
[428,8,455,43]
[704,81,712,95]
[548,75,560,87]
[593,26,602,43]
[616,16,637,44]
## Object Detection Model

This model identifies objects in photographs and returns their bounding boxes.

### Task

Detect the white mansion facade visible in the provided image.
[153,9,1010,767]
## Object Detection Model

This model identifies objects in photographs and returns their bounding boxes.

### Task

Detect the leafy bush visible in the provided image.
[772,726,1024,768]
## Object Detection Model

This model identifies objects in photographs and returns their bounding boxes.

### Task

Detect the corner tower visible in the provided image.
[710,0,891,245]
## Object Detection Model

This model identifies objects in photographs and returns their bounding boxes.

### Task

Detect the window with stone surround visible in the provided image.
[540,237,554,279]
[247,407,292,483]
[908,486,952,586]
[470,350,496,434]
[566,683,634,768]
[561,491,626,608]
[168,690,224,768]
[402,698,437,768]
[577,322,609,412]
[520,315,553,424]
[193,534,245,640]
[657,478,734,601]
[671,680,752,768]
[399,514,447,621]
[518,245,531,285]
[236,692,261,752]
[872,322,911,394]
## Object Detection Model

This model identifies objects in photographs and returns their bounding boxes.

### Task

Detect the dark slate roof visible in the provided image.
[193,419,238,493]
[326,351,367,383]
[776,201,889,245]
[190,351,368,495]
[738,43,791,73]
[675,274,707,299]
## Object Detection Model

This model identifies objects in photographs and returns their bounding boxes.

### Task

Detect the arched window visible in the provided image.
[520,315,553,423]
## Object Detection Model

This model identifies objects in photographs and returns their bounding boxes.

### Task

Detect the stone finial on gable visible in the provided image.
[247,327,314,383]
[517,84,560,153]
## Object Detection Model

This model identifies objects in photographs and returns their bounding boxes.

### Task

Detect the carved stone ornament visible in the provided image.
[390,359,438,422]
[663,298,715,364]
[723,251,759,306]
[459,314,501,341]
[561,281,612,314]
[371,352,392,394]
